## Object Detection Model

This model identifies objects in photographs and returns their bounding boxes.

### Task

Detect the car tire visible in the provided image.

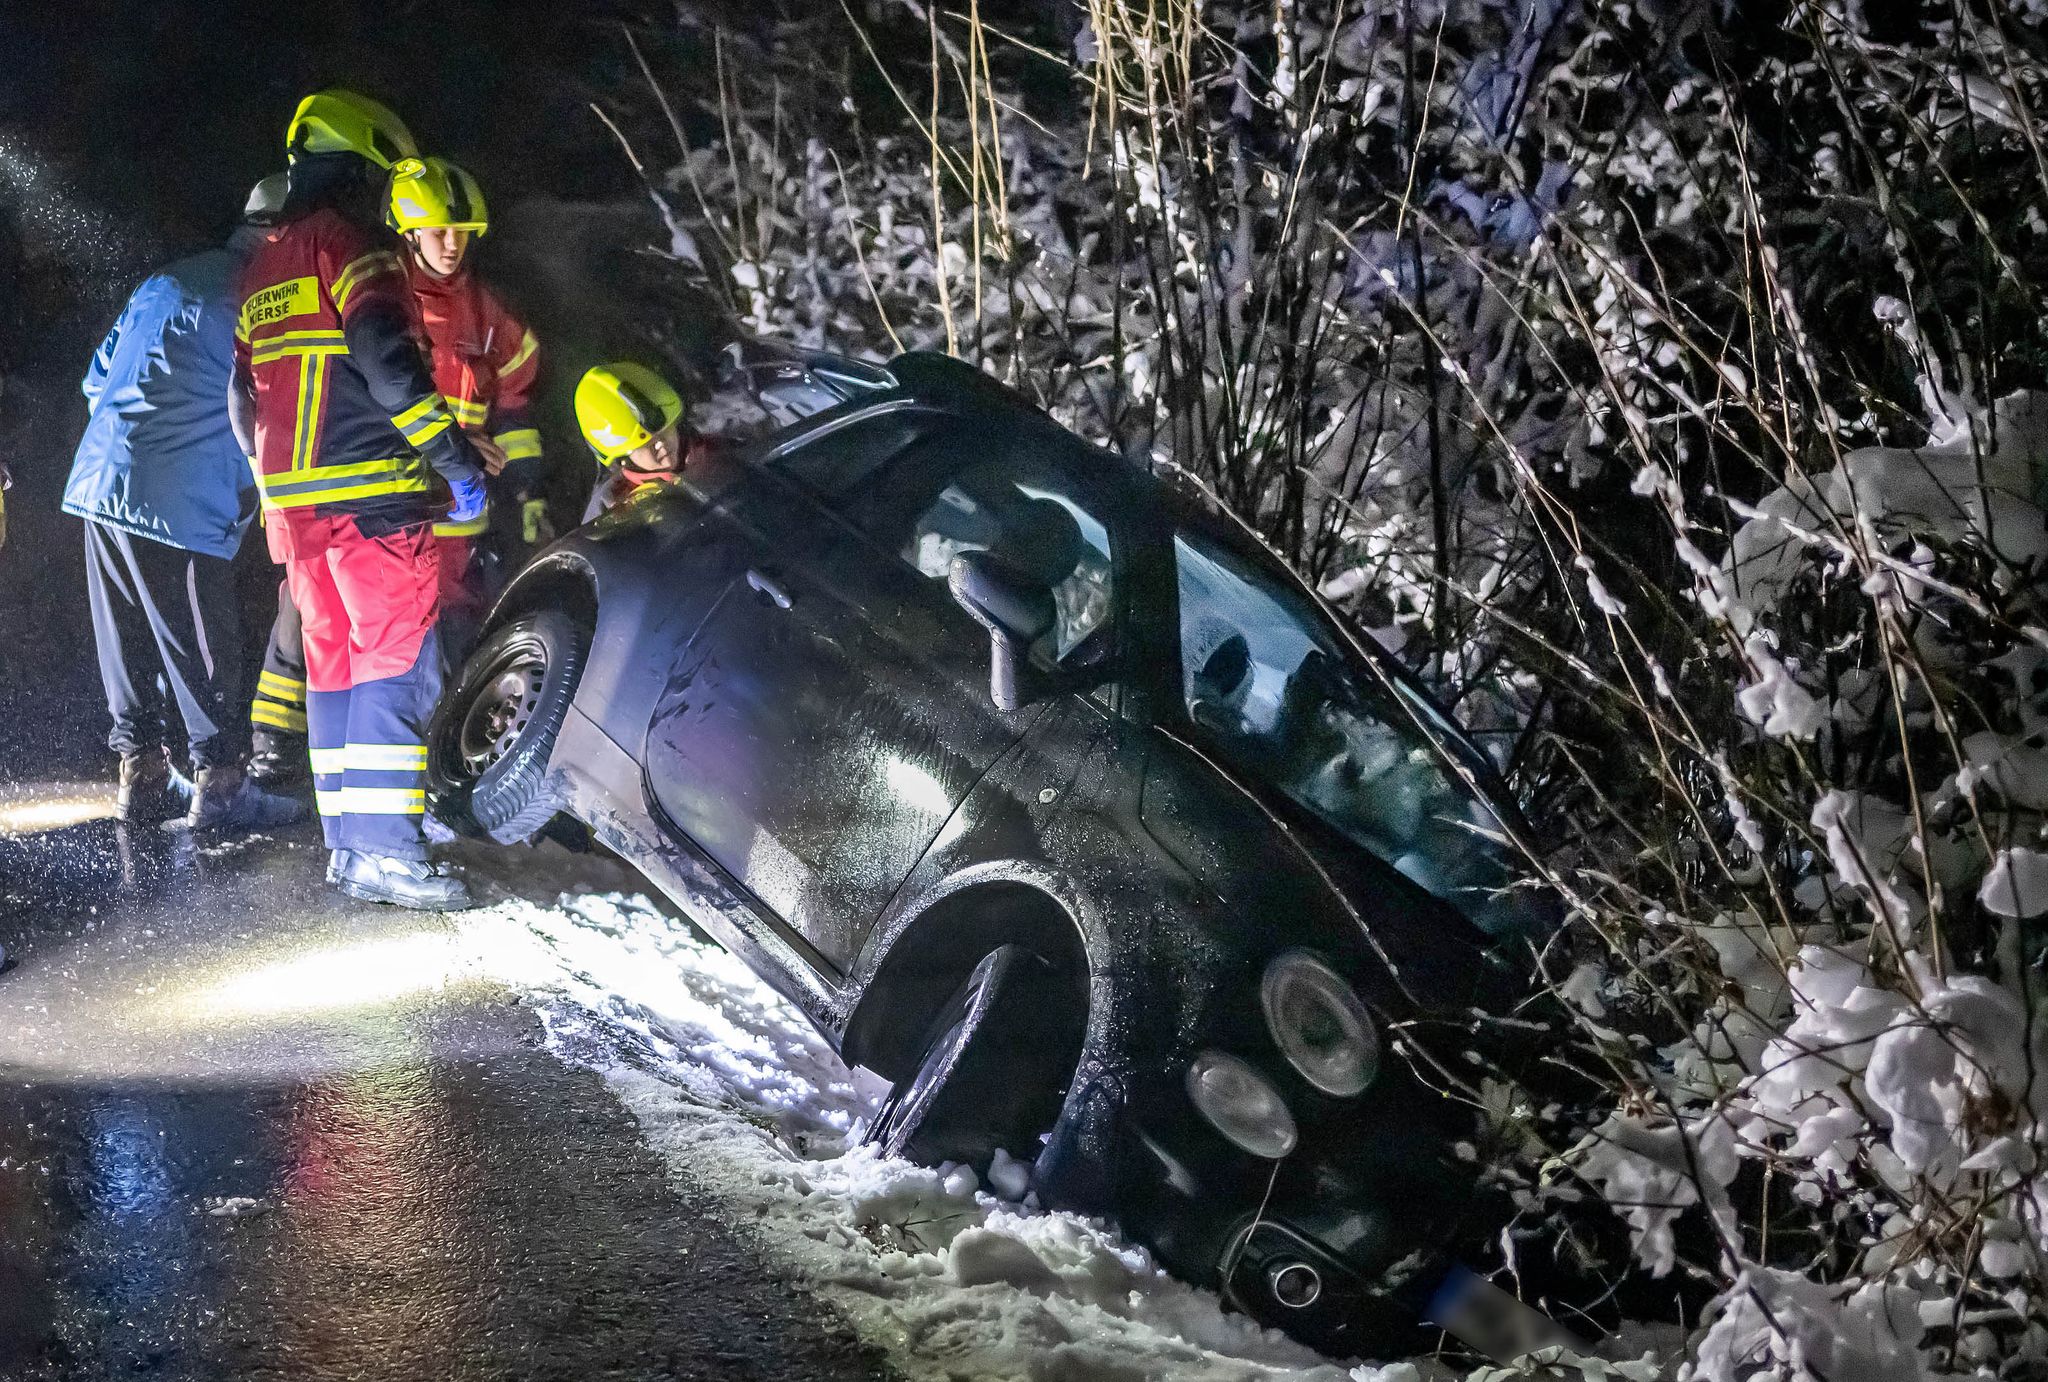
[427,609,589,845]
[865,944,1081,1170]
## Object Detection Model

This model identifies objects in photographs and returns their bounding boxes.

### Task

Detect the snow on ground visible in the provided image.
[453,890,1452,1382]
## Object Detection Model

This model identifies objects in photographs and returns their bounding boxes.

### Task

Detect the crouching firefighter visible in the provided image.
[230,89,489,910]
[387,155,547,664]
[577,362,719,519]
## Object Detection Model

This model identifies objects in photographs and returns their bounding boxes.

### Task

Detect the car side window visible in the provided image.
[882,455,1117,669]
[1173,529,1510,905]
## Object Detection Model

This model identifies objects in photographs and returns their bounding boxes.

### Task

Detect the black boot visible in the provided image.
[247,730,308,788]
[334,851,474,910]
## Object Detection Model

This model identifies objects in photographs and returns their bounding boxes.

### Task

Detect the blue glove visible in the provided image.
[447,469,488,524]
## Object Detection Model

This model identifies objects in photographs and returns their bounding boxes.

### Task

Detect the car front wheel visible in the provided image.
[865,944,1082,1171]
[428,608,589,843]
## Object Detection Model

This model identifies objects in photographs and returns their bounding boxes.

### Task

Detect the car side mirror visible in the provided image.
[948,550,1054,712]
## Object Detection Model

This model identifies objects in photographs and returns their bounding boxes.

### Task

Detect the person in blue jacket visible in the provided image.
[63,178,304,832]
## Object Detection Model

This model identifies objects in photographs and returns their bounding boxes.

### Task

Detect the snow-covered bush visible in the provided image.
[608,0,2048,1372]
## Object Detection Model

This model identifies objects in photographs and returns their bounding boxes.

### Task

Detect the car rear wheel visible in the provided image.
[428,609,589,843]
[865,944,1082,1171]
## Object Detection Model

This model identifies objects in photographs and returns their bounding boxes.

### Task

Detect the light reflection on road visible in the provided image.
[0,787,117,838]
[264,1064,479,1376]
[190,931,479,1018]
[0,843,522,1377]
[74,1097,198,1360]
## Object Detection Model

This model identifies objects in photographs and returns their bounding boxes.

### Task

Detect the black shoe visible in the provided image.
[247,734,308,788]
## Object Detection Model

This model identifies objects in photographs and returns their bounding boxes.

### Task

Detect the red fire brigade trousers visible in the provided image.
[273,513,442,860]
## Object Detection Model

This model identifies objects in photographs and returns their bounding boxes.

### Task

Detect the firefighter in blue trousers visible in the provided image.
[230,90,490,910]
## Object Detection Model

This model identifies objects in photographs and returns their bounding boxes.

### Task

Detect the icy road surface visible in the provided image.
[455,888,1443,1382]
[0,808,891,1381]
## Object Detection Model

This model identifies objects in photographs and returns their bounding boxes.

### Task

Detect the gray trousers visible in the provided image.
[83,520,243,770]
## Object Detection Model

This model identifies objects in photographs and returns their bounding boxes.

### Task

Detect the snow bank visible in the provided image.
[1568,1113,1737,1278]
[454,893,1438,1381]
[1727,390,2048,619]
[1683,1268,1930,1382]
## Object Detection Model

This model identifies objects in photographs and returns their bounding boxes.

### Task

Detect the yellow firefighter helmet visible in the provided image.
[386,156,490,236]
[575,362,685,462]
[285,89,418,170]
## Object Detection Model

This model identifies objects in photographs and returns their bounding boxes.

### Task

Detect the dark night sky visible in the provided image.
[0,0,640,256]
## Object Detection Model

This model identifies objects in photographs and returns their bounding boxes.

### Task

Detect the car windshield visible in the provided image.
[1173,528,1540,939]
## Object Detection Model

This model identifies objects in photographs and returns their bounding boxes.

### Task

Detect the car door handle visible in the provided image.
[746,568,794,611]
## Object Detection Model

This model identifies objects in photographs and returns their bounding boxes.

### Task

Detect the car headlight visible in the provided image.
[1186,1051,1297,1159]
[1261,950,1379,1097]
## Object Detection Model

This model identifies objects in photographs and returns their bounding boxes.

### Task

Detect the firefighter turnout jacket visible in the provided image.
[404,258,544,538]
[234,208,481,544]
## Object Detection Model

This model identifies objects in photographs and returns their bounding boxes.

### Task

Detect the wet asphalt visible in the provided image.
[0,793,893,1382]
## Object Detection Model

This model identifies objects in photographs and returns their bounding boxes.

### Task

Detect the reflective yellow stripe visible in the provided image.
[305,355,332,471]
[493,428,542,461]
[501,329,539,376]
[264,476,432,509]
[315,788,344,817]
[447,396,489,427]
[392,396,455,448]
[272,456,421,481]
[391,397,440,429]
[434,514,490,538]
[347,744,427,772]
[258,457,429,511]
[259,329,347,344]
[251,330,347,365]
[286,357,313,472]
[251,342,347,366]
[405,414,452,446]
[287,354,333,473]
[308,747,348,775]
[308,351,332,427]
[331,251,401,314]
[251,701,308,734]
[337,787,426,815]
[258,671,306,702]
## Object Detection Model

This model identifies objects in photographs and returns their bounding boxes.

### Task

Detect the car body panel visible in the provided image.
[644,463,1033,972]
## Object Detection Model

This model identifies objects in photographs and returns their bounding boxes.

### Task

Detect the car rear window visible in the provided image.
[764,407,938,499]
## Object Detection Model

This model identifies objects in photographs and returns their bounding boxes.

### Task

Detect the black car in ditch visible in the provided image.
[429,348,1557,1357]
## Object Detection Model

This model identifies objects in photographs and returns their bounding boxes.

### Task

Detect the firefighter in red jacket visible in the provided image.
[386,156,547,662]
[228,90,488,911]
